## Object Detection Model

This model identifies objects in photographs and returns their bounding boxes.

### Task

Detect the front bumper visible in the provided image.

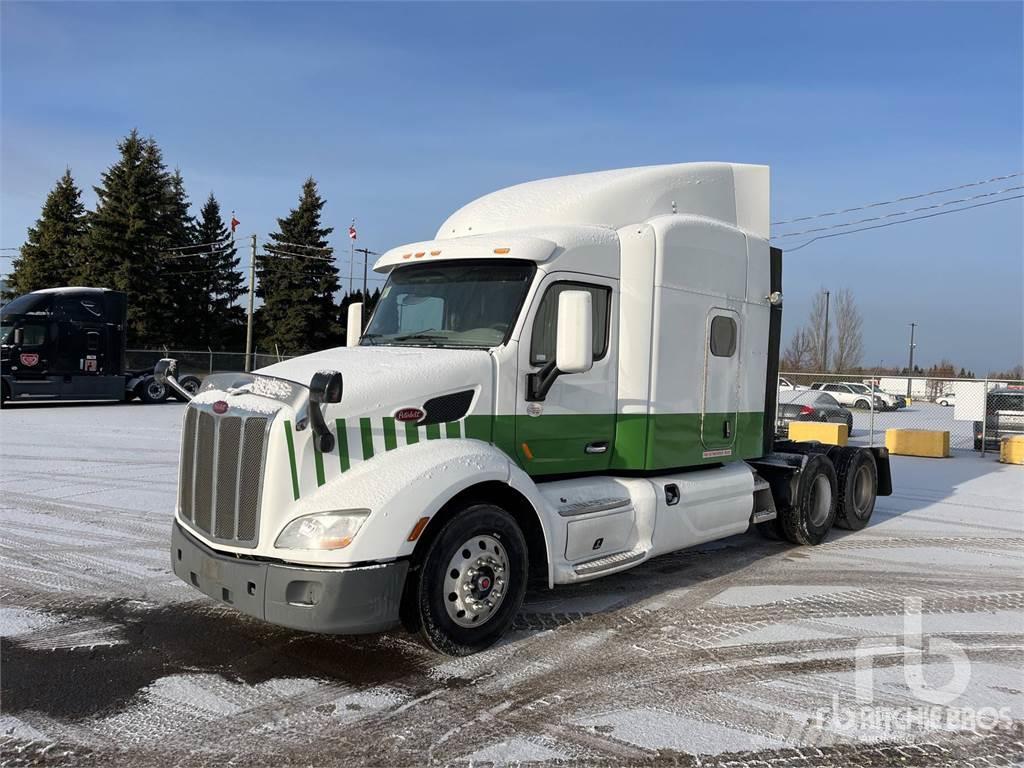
[171,521,408,634]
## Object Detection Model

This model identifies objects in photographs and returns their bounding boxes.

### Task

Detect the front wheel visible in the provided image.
[172,375,201,402]
[854,399,870,410]
[939,399,949,407]
[415,504,528,655]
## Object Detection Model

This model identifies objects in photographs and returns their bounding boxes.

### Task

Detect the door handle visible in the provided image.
[585,441,608,455]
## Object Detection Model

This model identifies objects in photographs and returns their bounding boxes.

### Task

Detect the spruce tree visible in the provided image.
[83,130,174,346]
[257,178,340,354]
[160,169,199,344]
[7,170,87,297]
[190,193,245,349]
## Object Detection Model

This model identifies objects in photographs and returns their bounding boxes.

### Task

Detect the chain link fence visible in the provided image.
[126,349,293,376]
[778,371,1024,453]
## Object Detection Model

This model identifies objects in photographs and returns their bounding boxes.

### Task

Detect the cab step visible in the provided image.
[574,547,646,576]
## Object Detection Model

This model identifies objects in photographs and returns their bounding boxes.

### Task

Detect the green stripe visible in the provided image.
[359,418,374,459]
[425,423,441,440]
[445,421,461,439]
[405,420,419,445]
[335,418,350,472]
[383,417,398,451]
[313,438,325,487]
[283,421,300,500]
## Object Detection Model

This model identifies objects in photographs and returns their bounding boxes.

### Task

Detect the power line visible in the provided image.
[261,239,332,251]
[772,185,1024,239]
[261,245,334,261]
[162,237,240,253]
[784,194,1023,253]
[771,171,1023,226]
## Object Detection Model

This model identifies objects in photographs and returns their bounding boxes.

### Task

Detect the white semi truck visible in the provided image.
[159,162,892,655]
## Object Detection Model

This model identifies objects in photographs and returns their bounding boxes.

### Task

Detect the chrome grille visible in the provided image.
[179,404,269,548]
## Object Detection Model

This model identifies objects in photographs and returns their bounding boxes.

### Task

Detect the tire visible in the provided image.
[0,382,9,408]
[846,414,853,435]
[139,376,169,404]
[777,454,838,545]
[833,448,878,531]
[854,399,870,410]
[939,399,948,407]
[172,375,201,402]
[415,504,528,656]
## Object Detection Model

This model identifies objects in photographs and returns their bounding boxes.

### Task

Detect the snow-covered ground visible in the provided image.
[1,402,1022,767]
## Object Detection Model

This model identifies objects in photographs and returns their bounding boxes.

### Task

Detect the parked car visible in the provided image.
[778,376,808,391]
[776,390,854,436]
[974,387,1024,450]
[810,382,893,410]
[937,392,955,407]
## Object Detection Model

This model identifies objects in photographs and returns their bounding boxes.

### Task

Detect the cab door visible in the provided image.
[700,308,740,453]
[515,275,617,476]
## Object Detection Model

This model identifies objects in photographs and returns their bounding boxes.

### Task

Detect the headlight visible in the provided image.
[275,509,370,550]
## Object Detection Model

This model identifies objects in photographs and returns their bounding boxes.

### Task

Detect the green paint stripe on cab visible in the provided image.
[283,420,300,500]
[445,421,461,439]
[425,423,441,440]
[359,418,374,459]
[383,417,398,451]
[335,418,350,472]
[313,439,326,487]
[405,420,420,445]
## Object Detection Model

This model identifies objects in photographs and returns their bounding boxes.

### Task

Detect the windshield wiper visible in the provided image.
[394,330,448,341]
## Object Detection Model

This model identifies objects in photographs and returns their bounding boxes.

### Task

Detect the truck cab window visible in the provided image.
[709,315,737,357]
[20,324,47,347]
[530,282,610,365]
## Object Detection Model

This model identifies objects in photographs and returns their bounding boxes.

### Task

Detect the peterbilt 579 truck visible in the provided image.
[160,162,892,655]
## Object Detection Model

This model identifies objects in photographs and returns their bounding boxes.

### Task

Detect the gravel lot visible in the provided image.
[1,402,1022,767]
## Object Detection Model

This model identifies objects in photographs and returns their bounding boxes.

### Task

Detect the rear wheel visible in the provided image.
[854,399,870,410]
[777,454,837,545]
[139,376,169,404]
[833,448,878,531]
[846,413,854,434]
[415,504,528,655]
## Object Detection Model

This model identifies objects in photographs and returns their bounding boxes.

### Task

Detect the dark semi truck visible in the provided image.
[0,287,200,406]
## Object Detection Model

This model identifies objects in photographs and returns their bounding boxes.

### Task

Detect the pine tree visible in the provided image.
[160,169,199,344]
[256,178,340,354]
[6,170,87,297]
[190,193,245,349]
[83,130,174,346]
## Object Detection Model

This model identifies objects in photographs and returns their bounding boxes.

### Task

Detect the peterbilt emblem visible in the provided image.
[394,407,425,423]
[212,400,229,414]
[19,353,39,367]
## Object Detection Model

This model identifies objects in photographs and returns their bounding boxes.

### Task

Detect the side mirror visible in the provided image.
[346,302,363,348]
[308,370,343,452]
[555,290,593,374]
[154,358,195,401]
[527,290,594,402]
[13,327,23,346]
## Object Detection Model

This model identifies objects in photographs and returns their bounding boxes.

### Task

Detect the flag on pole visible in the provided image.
[230,212,240,233]
[348,221,357,241]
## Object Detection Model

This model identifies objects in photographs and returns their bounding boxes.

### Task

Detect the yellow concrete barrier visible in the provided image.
[788,421,848,446]
[885,429,949,458]
[1000,436,1024,465]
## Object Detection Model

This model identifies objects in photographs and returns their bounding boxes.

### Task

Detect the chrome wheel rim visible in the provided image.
[809,474,833,527]
[147,381,165,399]
[444,534,509,628]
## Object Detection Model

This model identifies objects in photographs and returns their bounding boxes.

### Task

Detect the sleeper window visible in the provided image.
[709,315,737,357]
[530,283,610,366]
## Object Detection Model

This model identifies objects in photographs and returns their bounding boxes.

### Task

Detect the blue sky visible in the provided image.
[2,1,1021,373]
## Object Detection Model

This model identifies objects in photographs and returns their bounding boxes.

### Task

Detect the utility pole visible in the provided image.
[906,322,917,400]
[822,290,830,372]
[354,247,379,318]
[244,233,257,372]
[348,237,355,296]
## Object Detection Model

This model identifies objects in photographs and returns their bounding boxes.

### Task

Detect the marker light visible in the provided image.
[493,247,510,254]
[275,510,370,550]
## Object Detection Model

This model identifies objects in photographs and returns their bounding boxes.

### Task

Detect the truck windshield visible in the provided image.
[362,260,535,348]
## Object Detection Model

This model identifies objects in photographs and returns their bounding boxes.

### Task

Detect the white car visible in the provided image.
[937,392,955,407]
[778,376,808,391]
[811,382,895,410]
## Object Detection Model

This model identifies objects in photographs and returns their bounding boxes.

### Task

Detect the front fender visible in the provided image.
[273,439,520,566]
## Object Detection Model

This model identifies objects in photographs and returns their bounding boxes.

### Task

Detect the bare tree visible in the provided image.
[806,289,831,371]
[782,327,817,371]
[833,288,864,372]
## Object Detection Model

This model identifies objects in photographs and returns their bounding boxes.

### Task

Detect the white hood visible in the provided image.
[256,346,492,415]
